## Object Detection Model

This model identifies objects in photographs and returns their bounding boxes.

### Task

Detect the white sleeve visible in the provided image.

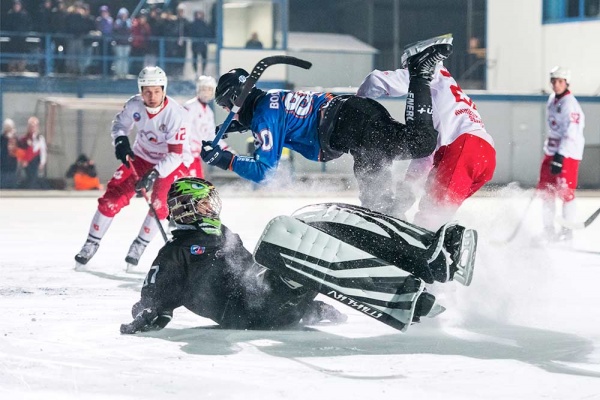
[110,98,135,145]
[356,69,410,98]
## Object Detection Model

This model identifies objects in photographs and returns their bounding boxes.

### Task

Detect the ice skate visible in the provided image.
[427,223,477,286]
[125,238,148,271]
[74,239,100,270]
[412,291,446,323]
[401,33,453,68]
[402,34,453,80]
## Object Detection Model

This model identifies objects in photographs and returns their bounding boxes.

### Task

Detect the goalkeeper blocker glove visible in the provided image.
[550,153,564,175]
[201,141,234,170]
[135,168,159,195]
[114,136,135,167]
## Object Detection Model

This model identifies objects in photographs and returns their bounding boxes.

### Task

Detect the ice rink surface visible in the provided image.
[1,187,600,400]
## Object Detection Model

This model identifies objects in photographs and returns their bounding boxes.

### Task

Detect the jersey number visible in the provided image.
[175,127,186,141]
[143,265,160,287]
[284,92,314,118]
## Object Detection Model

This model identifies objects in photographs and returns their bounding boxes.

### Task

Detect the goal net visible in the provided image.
[34,96,127,184]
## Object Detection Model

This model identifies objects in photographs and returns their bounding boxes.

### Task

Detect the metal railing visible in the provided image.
[0,31,217,78]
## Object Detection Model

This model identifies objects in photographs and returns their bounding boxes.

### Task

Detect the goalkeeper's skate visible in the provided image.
[125,237,148,273]
[402,34,453,80]
[427,222,478,286]
[74,239,100,270]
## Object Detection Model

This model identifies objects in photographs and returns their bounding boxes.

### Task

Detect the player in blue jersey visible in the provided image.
[201,40,452,214]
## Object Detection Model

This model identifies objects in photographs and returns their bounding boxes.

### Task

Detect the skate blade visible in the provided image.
[425,303,446,318]
[401,33,454,68]
[126,264,146,274]
[453,229,477,286]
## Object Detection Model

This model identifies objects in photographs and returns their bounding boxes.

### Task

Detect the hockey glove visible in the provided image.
[550,153,564,175]
[201,141,234,170]
[135,168,159,195]
[114,136,135,167]
[215,120,249,137]
[120,308,172,334]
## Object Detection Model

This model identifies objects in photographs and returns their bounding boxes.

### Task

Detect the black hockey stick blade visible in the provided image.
[212,56,312,146]
[556,206,600,230]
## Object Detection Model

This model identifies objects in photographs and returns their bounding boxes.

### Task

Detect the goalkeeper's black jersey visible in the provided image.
[139,225,315,329]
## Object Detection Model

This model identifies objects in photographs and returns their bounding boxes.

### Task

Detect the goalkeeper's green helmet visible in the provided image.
[167,177,222,226]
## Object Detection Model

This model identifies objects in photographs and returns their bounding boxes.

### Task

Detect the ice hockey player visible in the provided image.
[357,39,496,230]
[183,75,232,178]
[74,66,191,270]
[535,66,585,243]
[200,36,453,215]
[120,177,348,333]
[120,177,478,334]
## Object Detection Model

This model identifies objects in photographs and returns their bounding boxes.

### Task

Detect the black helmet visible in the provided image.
[167,177,222,227]
[215,68,250,109]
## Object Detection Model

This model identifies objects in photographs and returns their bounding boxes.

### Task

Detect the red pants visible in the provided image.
[536,155,579,202]
[414,134,496,229]
[188,157,205,178]
[98,157,189,219]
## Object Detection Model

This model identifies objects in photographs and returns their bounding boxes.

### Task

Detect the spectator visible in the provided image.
[95,5,113,74]
[130,12,152,75]
[64,3,91,74]
[1,119,20,189]
[51,0,68,73]
[187,10,212,76]
[17,116,47,189]
[65,154,103,190]
[245,32,263,49]
[171,4,188,76]
[112,7,132,78]
[4,0,33,73]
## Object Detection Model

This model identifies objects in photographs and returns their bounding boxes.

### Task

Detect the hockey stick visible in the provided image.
[555,206,600,230]
[127,157,169,243]
[211,55,312,147]
[494,191,537,244]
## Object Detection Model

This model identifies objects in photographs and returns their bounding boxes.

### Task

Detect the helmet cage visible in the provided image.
[167,179,222,225]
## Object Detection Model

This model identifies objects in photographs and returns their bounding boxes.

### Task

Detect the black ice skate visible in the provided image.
[402,34,453,80]
[125,237,148,272]
[74,239,100,269]
[427,222,477,286]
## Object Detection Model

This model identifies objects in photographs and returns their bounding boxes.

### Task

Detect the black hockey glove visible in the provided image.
[215,120,249,137]
[120,308,172,334]
[114,136,135,167]
[135,168,159,195]
[550,153,564,175]
[201,141,234,170]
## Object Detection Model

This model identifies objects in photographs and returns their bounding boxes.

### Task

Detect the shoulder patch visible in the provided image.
[190,245,205,255]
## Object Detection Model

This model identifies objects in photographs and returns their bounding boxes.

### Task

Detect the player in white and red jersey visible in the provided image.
[75,66,191,269]
[357,63,496,230]
[183,75,230,178]
[536,66,585,242]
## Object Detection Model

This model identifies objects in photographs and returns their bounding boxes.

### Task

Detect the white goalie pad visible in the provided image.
[253,215,427,332]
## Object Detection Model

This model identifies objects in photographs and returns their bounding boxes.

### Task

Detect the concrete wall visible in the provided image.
[487,0,600,95]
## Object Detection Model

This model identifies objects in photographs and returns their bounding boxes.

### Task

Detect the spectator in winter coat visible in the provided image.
[112,7,132,78]
[17,116,47,189]
[1,118,20,189]
[65,154,103,190]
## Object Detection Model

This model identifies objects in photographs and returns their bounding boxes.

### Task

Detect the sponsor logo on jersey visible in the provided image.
[139,130,159,143]
[133,112,141,121]
[190,245,205,255]
[405,92,415,121]
[159,124,167,133]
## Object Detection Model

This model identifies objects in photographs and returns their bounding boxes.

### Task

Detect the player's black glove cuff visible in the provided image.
[201,141,235,170]
[550,153,564,175]
[135,169,159,195]
[114,136,135,167]
[215,120,249,137]
[120,308,172,334]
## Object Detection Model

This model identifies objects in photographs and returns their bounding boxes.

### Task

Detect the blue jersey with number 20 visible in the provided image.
[231,90,334,183]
